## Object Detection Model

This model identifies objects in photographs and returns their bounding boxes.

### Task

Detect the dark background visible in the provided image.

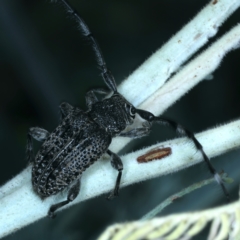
[0,0,240,239]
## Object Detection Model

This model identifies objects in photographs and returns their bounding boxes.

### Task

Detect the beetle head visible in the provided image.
[89,93,136,136]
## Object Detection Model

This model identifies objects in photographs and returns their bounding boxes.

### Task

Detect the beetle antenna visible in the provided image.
[56,0,118,92]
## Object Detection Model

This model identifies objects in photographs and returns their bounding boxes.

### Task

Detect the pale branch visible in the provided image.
[1,119,240,238]
[117,0,240,106]
[110,22,240,154]
[140,24,240,115]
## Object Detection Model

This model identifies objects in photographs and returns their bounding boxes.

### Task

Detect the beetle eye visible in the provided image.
[130,106,136,116]
[127,104,136,117]
[125,103,135,117]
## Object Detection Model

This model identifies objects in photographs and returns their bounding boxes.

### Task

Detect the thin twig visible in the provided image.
[141,174,234,220]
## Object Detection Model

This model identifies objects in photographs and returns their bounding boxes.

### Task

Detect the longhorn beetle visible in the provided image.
[27,0,229,218]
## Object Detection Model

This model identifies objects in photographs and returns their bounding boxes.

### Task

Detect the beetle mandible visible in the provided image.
[27,0,229,218]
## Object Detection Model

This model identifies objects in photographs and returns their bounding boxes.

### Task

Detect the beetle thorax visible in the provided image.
[88,93,135,136]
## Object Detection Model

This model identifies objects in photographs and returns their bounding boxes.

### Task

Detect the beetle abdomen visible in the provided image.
[32,111,111,198]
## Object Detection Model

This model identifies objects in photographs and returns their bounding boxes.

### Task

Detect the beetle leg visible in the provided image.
[48,179,81,218]
[59,102,74,120]
[119,126,150,139]
[27,127,49,163]
[106,150,123,200]
[85,88,109,109]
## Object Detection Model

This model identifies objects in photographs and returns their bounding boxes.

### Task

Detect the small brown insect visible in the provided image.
[137,147,172,163]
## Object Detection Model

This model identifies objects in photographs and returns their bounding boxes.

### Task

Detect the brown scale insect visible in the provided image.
[137,147,172,163]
